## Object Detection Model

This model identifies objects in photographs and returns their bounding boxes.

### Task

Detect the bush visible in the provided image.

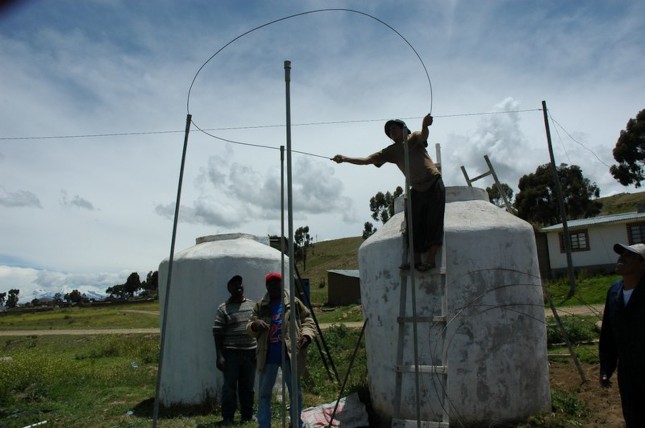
[547,316,597,345]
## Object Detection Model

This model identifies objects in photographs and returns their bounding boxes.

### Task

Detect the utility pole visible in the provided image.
[542,100,576,298]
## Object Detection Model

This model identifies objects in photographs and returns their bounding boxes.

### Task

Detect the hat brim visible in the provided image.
[614,243,641,258]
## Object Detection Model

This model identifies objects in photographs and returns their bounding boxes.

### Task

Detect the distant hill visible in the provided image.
[598,190,645,215]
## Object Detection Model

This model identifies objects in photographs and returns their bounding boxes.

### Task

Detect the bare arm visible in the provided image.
[331,154,376,165]
[420,114,433,141]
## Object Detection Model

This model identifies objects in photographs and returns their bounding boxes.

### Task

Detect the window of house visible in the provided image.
[627,222,645,244]
[559,230,590,252]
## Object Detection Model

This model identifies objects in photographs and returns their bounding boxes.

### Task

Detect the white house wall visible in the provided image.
[546,222,626,270]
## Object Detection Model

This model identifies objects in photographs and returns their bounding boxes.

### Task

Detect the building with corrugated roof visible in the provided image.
[541,206,645,276]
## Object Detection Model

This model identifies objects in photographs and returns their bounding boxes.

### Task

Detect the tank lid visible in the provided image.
[446,186,489,203]
[394,186,489,213]
[196,233,268,245]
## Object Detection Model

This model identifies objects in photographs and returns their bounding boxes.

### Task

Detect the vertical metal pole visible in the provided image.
[152,113,191,427]
[542,100,576,296]
[402,127,422,427]
[280,145,287,428]
[284,60,299,428]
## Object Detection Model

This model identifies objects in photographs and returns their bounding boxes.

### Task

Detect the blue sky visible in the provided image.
[1,0,644,300]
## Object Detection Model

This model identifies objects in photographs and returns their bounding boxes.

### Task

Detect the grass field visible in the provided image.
[0,227,627,427]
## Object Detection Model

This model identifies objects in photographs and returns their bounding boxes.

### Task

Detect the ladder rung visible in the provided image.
[391,418,449,428]
[396,364,447,374]
[398,315,447,324]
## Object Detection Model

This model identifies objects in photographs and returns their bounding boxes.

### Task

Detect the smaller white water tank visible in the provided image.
[157,233,289,406]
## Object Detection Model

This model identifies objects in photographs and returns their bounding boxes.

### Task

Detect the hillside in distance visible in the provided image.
[598,189,645,215]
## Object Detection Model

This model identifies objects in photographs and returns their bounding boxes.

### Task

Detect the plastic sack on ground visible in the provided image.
[301,392,369,427]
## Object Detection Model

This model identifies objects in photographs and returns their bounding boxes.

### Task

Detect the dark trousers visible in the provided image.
[221,348,256,421]
[618,369,645,428]
[410,178,445,253]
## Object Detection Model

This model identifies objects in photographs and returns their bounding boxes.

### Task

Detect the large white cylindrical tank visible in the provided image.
[359,187,550,425]
[157,233,288,406]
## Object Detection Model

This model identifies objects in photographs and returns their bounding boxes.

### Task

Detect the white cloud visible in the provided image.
[1,0,644,296]
[0,187,42,208]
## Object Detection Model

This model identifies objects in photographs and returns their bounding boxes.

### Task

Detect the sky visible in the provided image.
[1,0,644,301]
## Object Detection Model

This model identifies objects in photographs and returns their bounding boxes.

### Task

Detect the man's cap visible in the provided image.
[227,275,243,286]
[265,272,282,283]
[613,243,645,259]
[384,119,411,137]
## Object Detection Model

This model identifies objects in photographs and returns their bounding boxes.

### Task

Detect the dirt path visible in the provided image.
[0,305,603,337]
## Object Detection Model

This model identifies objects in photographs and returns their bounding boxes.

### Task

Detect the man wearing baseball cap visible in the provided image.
[212,275,257,425]
[599,242,645,427]
[247,272,316,428]
[332,113,444,272]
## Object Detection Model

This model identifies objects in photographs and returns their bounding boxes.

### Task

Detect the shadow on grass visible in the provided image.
[131,396,217,419]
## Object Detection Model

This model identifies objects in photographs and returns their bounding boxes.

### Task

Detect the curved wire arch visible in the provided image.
[186,8,434,120]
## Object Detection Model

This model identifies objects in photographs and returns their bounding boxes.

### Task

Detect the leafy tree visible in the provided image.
[140,271,159,298]
[106,272,142,299]
[124,272,142,296]
[486,182,514,208]
[610,109,645,187]
[0,292,5,306]
[64,289,83,304]
[369,186,403,224]
[53,292,63,303]
[106,283,126,299]
[6,289,19,308]
[514,163,602,226]
[294,226,313,271]
[362,221,377,239]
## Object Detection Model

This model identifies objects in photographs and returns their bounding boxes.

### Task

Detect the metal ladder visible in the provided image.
[392,133,449,427]
[391,237,449,428]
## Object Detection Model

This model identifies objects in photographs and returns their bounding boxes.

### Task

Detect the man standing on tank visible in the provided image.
[332,113,444,271]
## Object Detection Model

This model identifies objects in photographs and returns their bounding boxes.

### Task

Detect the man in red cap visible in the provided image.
[247,272,316,428]
[332,114,444,271]
[599,242,645,427]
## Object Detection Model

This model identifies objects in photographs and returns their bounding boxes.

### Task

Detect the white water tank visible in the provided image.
[359,187,550,425]
[157,233,289,406]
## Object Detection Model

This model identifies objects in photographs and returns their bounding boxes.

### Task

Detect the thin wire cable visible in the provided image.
[1,109,540,143]
[186,8,434,138]
[191,120,330,159]
[548,113,612,168]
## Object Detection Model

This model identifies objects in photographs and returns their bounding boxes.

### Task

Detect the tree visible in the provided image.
[610,109,645,187]
[6,289,19,308]
[64,289,83,304]
[140,271,159,298]
[514,163,602,226]
[124,272,142,296]
[369,186,404,225]
[53,292,63,304]
[486,182,514,208]
[362,221,377,239]
[294,226,313,271]
[0,292,5,306]
[106,283,126,299]
[107,272,143,299]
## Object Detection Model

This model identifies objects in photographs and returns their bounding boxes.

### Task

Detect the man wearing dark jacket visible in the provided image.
[599,243,645,427]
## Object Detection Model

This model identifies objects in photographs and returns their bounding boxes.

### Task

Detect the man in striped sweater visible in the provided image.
[213,274,257,425]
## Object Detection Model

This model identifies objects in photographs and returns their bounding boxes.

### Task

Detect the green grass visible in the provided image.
[0,302,159,330]
[545,272,619,307]
[0,326,368,428]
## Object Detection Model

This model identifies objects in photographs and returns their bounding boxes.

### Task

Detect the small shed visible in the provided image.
[327,269,360,306]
